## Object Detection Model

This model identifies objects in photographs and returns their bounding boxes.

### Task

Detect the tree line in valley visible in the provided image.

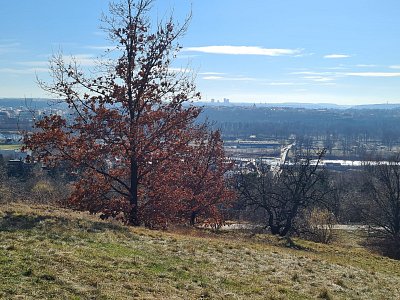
[200,106,400,156]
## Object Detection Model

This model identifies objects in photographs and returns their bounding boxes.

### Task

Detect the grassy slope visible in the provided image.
[0,203,399,300]
[0,145,21,151]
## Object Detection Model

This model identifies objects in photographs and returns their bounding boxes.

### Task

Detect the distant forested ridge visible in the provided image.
[0,98,62,109]
[198,106,400,153]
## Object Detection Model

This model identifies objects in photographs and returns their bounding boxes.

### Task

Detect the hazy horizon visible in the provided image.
[0,96,399,107]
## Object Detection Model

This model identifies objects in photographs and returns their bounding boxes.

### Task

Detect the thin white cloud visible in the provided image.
[199,72,226,75]
[0,42,21,54]
[303,76,335,82]
[203,76,224,80]
[0,42,20,48]
[168,67,192,73]
[327,66,348,70]
[291,71,316,75]
[63,54,103,67]
[291,71,337,76]
[324,54,351,59]
[268,82,296,86]
[0,67,48,74]
[85,45,118,51]
[293,52,314,58]
[24,54,106,67]
[202,75,256,81]
[266,82,307,86]
[176,54,199,59]
[389,65,400,69]
[345,72,400,77]
[292,69,400,79]
[16,54,111,70]
[17,60,48,67]
[185,46,301,56]
[357,64,377,68]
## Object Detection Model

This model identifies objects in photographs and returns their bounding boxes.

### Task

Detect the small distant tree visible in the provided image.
[237,149,329,236]
[296,135,314,154]
[24,0,232,227]
[323,133,335,156]
[382,129,396,151]
[362,155,400,239]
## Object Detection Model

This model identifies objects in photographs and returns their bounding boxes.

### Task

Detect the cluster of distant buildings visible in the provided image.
[210,98,230,104]
[0,104,65,161]
[0,108,35,131]
[0,106,65,133]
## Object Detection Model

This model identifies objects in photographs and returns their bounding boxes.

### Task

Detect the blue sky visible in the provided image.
[1,0,400,105]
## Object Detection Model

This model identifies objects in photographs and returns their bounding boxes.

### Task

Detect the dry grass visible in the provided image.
[0,144,21,150]
[1,202,400,299]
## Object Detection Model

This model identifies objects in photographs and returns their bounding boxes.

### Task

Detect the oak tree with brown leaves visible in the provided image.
[24,0,234,227]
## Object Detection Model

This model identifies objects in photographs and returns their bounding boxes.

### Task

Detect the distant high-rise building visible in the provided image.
[223,98,230,104]
[211,98,215,103]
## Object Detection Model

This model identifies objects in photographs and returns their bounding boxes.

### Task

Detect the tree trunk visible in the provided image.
[280,206,299,236]
[268,214,281,235]
[280,223,292,236]
[270,225,281,235]
[129,158,140,226]
[190,211,197,226]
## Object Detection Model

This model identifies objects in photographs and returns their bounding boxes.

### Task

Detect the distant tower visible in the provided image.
[211,98,215,103]
[223,98,230,104]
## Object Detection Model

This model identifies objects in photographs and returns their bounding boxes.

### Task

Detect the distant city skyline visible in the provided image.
[1,0,400,105]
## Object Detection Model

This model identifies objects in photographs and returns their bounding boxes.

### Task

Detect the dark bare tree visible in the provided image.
[237,149,329,236]
[362,155,400,239]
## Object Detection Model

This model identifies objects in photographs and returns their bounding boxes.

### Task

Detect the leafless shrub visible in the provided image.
[0,164,71,206]
[297,208,337,244]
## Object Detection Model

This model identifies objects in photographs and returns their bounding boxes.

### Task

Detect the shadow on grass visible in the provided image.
[0,211,129,235]
[362,236,400,260]
[0,212,51,231]
[85,220,129,233]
